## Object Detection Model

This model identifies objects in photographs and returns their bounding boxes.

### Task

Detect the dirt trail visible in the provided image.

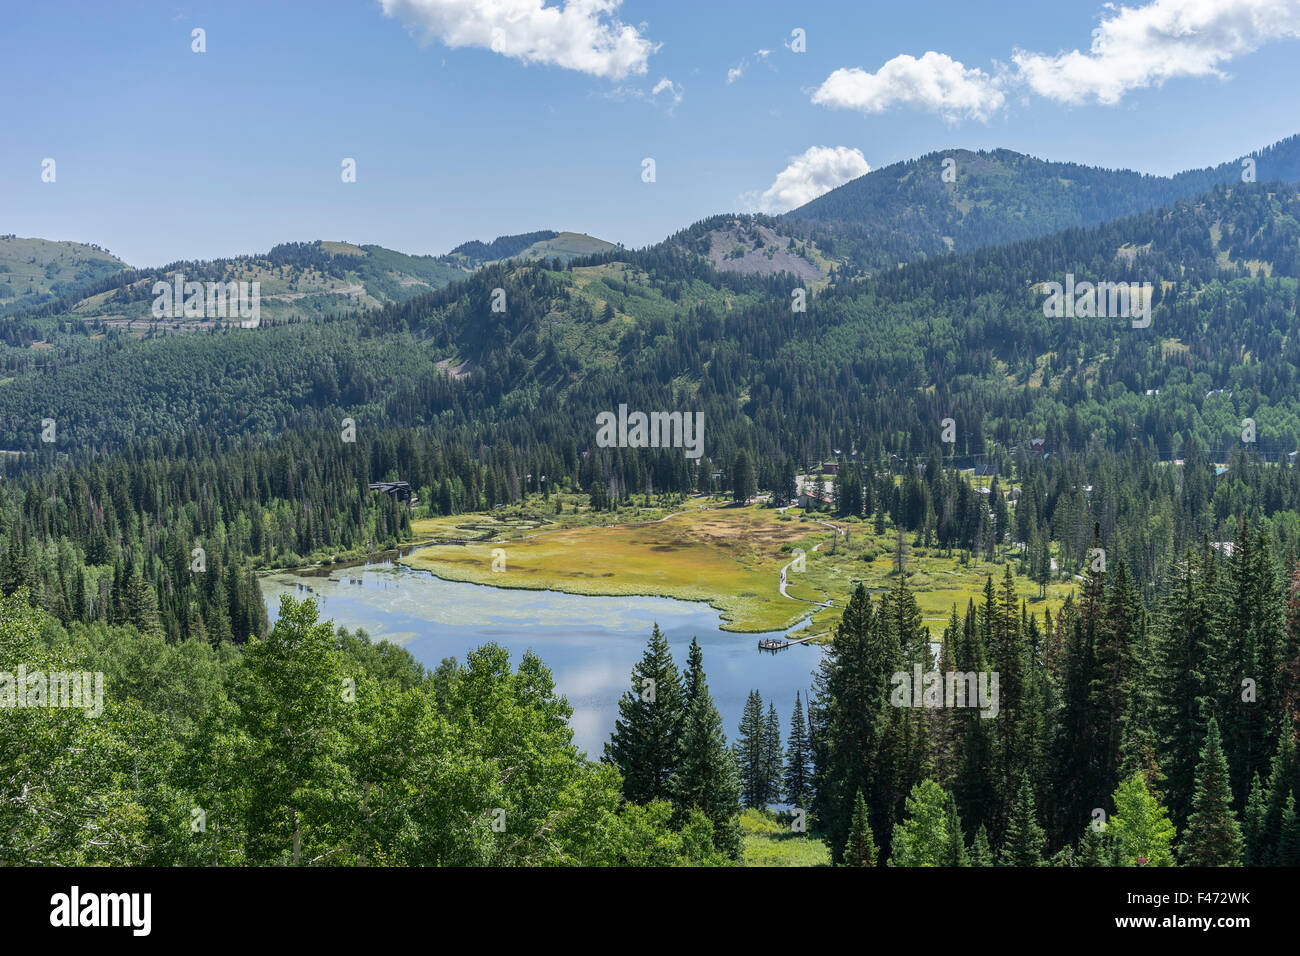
[776,507,844,606]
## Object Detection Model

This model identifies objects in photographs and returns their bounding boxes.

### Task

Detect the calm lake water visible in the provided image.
[260,559,825,757]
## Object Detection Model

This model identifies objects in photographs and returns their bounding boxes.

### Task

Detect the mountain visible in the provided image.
[657,135,1300,282]
[0,236,127,316]
[9,136,1300,463]
[6,231,618,333]
[668,215,831,282]
[6,177,1299,466]
[443,230,618,269]
[444,230,562,267]
[781,134,1300,274]
[3,239,468,333]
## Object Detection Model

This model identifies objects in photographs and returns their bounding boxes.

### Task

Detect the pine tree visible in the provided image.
[845,790,877,866]
[1053,590,1098,845]
[943,792,968,866]
[1242,772,1268,865]
[1000,774,1045,866]
[1279,793,1300,867]
[732,451,757,504]
[1222,524,1289,802]
[604,624,686,804]
[1150,544,1217,828]
[735,690,767,808]
[969,824,994,866]
[1118,601,1160,787]
[775,458,798,508]
[990,566,1032,836]
[1259,731,1297,864]
[762,702,783,805]
[682,637,704,706]
[810,583,902,863]
[1095,558,1137,800]
[1033,533,1051,599]
[125,567,162,638]
[674,664,745,861]
[1077,822,1111,866]
[784,691,811,810]
[1179,717,1243,866]
[953,594,996,840]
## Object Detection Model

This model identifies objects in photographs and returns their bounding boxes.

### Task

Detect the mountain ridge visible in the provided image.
[9,132,1300,328]
[0,230,620,328]
[776,133,1300,275]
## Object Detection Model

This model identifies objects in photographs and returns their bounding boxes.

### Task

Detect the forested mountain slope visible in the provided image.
[0,181,1299,618]
[5,181,1299,462]
[4,232,618,342]
[783,134,1300,274]
[444,230,617,268]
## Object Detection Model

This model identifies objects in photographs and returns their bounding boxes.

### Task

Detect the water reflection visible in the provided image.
[260,559,825,757]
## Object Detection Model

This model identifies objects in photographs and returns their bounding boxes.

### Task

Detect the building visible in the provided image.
[798,490,835,509]
[368,481,413,505]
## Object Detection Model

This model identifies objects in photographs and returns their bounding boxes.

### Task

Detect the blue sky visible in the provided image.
[5,0,1300,267]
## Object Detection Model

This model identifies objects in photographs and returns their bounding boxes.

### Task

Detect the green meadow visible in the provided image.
[740,810,831,866]
[406,502,813,632]
[403,498,1077,636]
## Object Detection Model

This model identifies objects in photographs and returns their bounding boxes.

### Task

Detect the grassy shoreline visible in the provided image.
[262,494,1077,641]
[394,498,1077,637]
[401,502,816,633]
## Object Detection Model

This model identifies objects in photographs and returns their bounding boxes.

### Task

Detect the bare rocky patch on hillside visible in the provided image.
[701,222,824,281]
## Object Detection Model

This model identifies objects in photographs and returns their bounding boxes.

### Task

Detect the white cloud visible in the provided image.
[811,51,1007,122]
[380,0,659,80]
[727,48,776,85]
[1013,0,1300,105]
[743,146,871,214]
[651,76,683,106]
[598,76,681,111]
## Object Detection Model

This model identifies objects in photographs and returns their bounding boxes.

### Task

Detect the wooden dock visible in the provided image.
[757,635,815,651]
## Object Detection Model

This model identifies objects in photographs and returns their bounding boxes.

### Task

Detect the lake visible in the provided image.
[260,558,825,757]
